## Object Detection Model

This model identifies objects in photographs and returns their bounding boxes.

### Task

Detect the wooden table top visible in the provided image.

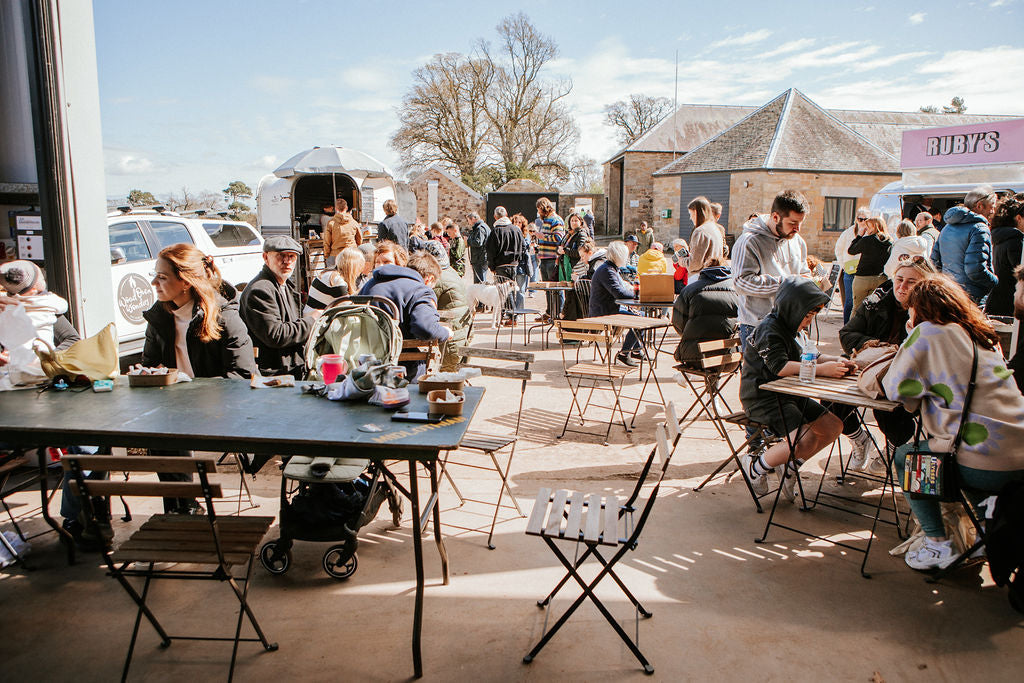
[760,375,899,412]
[576,314,671,331]
[615,298,675,308]
[530,281,574,290]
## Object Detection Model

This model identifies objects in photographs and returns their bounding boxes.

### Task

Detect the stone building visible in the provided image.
[607,91,1013,247]
[653,89,902,258]
[408,165,486,226]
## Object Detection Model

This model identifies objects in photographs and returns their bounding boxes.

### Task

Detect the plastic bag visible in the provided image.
[0,303,47,386]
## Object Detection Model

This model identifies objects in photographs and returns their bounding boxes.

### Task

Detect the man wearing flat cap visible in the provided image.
[239,236,313,378]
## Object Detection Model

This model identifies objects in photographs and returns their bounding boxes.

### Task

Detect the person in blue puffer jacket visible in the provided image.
[931,185,998,305]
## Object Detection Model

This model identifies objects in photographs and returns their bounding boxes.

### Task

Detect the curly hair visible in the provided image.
[992,193,1024,229]
[905,274,1000,350]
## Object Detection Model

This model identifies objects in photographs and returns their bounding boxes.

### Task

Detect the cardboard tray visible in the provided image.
[417,375,465,394]
[128,369,178,387]
[427,389,464,415]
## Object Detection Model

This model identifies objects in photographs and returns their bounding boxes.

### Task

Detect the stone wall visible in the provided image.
[651,175,681,244]
[408,168,485,226]
[602,151,676,237]
[727,170,900,259]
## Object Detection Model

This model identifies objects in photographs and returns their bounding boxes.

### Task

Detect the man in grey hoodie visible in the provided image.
[731,190,812,352]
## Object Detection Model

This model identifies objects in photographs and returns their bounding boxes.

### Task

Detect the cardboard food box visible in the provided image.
[638,274,674,303]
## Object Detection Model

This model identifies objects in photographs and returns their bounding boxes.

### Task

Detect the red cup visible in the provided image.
[320,354,346,384]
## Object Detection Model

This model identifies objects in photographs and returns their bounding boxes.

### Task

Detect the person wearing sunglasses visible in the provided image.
[833,207,869,324]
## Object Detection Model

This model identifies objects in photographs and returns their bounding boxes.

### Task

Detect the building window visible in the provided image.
[823,197,856,232]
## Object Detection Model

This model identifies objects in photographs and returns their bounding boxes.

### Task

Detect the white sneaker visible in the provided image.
[847,431,873,471]
[905,538,957,571]
[864,455,888,476]
[777,462,799,503]
[739,451,769,496]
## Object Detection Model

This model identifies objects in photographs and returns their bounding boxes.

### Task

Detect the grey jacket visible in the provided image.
[731,215,810,326]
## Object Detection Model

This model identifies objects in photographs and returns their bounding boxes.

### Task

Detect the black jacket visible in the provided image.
[486,218,524,271]
[378,214,410,251]
[239,266,313,377]
[839,280,908,354]
[468,220,490,264]
[985,225,1023,317]
[740,278,829,411]
[563,227,590,267]
[671,266,738,364]
[849,234,892,277]
[142,283,256,379]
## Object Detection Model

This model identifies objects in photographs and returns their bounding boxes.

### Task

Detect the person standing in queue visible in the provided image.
[467,211,491,285]
[144,243,257,514]
[377,199,410,252]
[239,235,313,379]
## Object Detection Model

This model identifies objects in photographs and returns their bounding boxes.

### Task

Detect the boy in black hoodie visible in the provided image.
[739,277,864,501]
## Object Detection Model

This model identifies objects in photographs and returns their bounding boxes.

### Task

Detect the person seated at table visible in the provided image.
[883,275,1024,570]
[360,250,451,379]
[883,219,929,280]
[1009,265,1024,395]
[671,257,737,366]
[637,242,673,275]
[0,260,70,375]
[304,246,365,317]
[373,239,409,268]
[840,256,937,470]
[356,243,376,289]
[422,241,472,371]
[739,277,865,501]
[239,235,313,379]
[589,240,645,368]
[144,243,257,514]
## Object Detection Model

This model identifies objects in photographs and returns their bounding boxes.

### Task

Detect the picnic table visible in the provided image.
[758,374,906,577]
[0,376,484,678]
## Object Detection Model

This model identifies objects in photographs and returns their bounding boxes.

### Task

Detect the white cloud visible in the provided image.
[709,29,772,50]
[109,154,154,175]
[761,38,817,59]
[909,12,926,24]
[990,0,1008,7]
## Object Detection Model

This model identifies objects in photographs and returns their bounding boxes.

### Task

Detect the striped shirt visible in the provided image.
[303,271,349,315]
[535,215,565,260]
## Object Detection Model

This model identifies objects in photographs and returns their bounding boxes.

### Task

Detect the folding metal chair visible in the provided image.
[63,454,277,682]
[493,273,538,349]
[673,337,742,437]
[554,320,635,445]
[817,263,843,339]
[437,346,533,548]
[523,410,680,674]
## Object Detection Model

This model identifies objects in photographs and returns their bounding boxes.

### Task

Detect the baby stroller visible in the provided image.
[260,295,406,579]
[259,457,402,579]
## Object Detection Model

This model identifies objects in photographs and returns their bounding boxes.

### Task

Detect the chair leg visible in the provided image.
[223,556,278,652]
[486,447,525,550]
[437,452,467,505]
[120,563,168,683]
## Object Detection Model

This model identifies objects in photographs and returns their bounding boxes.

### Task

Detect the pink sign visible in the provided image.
[901,118,1024,168]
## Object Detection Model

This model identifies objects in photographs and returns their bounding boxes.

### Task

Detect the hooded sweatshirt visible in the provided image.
[637,249,672,275]
[358,264,450,342]
[932,205,997,303]
[731,215,811,326]
[740,277,829,410]
[985,224,1023,317]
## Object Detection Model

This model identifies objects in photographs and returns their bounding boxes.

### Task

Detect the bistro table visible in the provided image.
[576,313,671,427]
[757,374,905,578]
[0,377,483,679]
[527,281,575,348]
[614,298,676,364]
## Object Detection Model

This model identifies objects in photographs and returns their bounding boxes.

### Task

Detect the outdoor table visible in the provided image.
[614,297,675,363]
[527,281,575,348]
[0,376,483,679]
[576,313,671,427]
[757,374,906,578]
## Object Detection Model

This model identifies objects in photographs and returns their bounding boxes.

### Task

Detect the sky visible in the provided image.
[93,0,1024,201]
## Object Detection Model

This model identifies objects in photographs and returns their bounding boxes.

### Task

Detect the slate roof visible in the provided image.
[495,178,550,193]
[653,89,900,176]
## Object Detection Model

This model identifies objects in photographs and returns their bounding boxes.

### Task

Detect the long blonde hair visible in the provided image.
[336,247,364,295]
[158,243,224,342]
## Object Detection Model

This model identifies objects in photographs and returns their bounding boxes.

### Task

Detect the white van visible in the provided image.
[107,208,264,357]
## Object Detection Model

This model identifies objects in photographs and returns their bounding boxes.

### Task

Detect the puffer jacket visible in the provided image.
[932,206,997,303]
[433,267,472,346]
[671,266,738,364]
[838,280,908,354]
[740,277,829,411]
[985,225,1023,317]
[143,283,257,378]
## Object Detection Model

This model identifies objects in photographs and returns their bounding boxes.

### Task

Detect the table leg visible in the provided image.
[38,454,75,564]
[427,457,450,585]
[408,460,424,678]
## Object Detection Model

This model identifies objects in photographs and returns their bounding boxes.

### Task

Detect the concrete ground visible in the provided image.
[2,290,1022,682]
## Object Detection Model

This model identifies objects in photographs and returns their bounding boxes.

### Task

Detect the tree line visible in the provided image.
[120,181,256,225]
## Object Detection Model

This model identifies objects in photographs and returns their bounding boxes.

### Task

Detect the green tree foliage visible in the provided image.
[127,189,158,206]
[222,180,253,201]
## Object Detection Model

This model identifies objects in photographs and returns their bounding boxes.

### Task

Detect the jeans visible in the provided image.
[471,260,488,285]
[738,323,756,354]
[894,440,1024,537]
[515,272,529,309]
[60,446,107,521]
[842,271,855,324]
[529,254,540,283]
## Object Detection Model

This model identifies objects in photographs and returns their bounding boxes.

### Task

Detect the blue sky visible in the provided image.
[94,0,1024,200]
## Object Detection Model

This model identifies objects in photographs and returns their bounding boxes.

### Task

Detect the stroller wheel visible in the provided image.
[323,545,357,579]
[259,541,291,575]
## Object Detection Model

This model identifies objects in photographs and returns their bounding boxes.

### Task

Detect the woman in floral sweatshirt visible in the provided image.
[883,275,1024,571]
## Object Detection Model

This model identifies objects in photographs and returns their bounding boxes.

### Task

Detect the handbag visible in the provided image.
[854,345,898,398]
[33,322,119,381]
[901,341,978,502]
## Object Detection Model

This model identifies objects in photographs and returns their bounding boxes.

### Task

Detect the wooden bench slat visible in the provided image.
[62,455,219,474]
[128,530,267,543]
[583,493,602,544]
[110,549,253,566]
[141,515,275,531]
[460,364,531,380]
[545,489,570,537]
[697,337,740,352]
[119,538,262,553]
[453,346,534,363]
[70,481,222,499]
[525,487,551,536]
[602,495,620,546]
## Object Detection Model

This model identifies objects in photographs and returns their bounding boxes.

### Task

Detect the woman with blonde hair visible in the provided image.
[323,198,362,265]
[849,215,893,309]
[884,274,1024,570]
[304,246,366,316]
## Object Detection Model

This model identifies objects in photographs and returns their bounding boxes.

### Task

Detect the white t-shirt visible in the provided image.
[172,303,195,378]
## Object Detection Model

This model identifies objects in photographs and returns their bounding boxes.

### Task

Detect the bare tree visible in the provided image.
[566,156,602,194]
[162,187,222,213]
[390,52,493,181]
[603,94,674,146]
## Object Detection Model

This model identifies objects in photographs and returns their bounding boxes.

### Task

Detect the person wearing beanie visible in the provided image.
[0,260,69,348]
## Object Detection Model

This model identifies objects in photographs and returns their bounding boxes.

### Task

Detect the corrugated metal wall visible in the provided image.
[678,172,731,241]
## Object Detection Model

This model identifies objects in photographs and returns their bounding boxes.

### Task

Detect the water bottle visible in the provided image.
[799,340,818,383]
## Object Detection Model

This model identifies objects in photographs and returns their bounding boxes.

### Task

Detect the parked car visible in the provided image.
[107,208,264,357]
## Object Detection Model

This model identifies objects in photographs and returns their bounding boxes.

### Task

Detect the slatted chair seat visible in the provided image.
[459,432,517,453]
[565,361,632,381]
[526,488,621,547]
[63,454,278,681]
